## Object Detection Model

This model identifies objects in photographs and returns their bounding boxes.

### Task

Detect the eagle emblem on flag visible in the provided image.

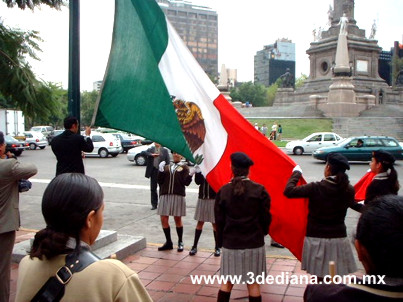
[173,99,206,156]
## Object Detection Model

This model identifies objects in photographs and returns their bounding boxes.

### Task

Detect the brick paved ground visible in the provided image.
[9,230,364,302]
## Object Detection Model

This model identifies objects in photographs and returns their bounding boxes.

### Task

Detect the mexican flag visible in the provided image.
[93,0,308,260]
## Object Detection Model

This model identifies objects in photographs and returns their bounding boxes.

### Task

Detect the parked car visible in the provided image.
[5,135,28,156]
[112,133,143,153]
[84,132,122,158]
[24,131,48,150]
[47,129,64,144]
[313,136,403,161]
[127,141,194,166]
[285,132,343,155]
[127,141,154,165]
[30,125,54,140]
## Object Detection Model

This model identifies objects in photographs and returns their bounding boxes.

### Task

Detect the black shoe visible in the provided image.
[214,248,221,257]
[151,206,157,210]
[177,242,184,252]
[271,242,284,248]
[158,241,173,251]
[189,246,197,256]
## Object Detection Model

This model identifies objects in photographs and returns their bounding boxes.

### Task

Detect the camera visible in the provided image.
[18,179,32,192]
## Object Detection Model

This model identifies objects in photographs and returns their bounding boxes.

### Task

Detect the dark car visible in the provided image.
[313,136,403,161]
[47,129,64,144]
[5,135,28,156]
[113,133,143,153]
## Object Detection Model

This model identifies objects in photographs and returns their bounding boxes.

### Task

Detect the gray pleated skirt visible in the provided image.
[194,198,215,223]
[220,246,266,283]
[157,194,186,216]
[302,236,357,278]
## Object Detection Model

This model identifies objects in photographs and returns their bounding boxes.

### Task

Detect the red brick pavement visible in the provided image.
[9,230,364,302]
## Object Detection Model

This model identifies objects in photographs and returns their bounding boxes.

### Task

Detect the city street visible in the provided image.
[16,146,403,261]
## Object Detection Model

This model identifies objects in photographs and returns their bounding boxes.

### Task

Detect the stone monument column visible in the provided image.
[332,0,356,26]
[318,13,372,117]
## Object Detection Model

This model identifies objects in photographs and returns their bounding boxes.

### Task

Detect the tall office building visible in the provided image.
[157,0,218,78]
[254,39,296,87]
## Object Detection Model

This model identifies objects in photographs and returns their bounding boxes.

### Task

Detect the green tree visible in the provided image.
[0,0,64,120]
[3,0,63,10]
[295,73,308,89]
[81,90,99,127]
[266,82,279,106]
[230,82,268,107]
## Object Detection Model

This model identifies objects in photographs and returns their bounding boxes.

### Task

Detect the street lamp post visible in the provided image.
[68,0,80,123]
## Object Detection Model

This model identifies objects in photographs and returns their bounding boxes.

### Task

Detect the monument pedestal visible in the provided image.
[273,88,295,106]
[318,77,366,117]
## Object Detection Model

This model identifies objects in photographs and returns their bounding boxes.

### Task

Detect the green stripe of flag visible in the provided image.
[93,0,192,160]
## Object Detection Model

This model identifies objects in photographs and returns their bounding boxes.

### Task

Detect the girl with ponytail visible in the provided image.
[365,150,400,204]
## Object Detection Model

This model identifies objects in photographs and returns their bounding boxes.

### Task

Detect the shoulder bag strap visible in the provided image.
[30,248,100,302]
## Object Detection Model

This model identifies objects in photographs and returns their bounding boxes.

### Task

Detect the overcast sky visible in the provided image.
[1,0,402,91]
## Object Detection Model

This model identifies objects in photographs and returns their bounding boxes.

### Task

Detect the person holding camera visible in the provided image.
[0,131,37,302]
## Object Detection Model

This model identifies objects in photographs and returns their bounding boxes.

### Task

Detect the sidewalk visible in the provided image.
[9,230,344,302]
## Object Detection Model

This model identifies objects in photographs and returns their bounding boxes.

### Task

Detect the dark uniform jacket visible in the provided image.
[51,130,94,176]
[142,146,170,178]
[195,172,216,199]
[304,278,403,302]
[158,163,192,196]
[215,178,271,249]
[284,171,358,238]
[365,172,399,204]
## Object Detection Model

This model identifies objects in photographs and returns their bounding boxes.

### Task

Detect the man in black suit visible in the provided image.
[141,142,170,210]
[51,116,94,176]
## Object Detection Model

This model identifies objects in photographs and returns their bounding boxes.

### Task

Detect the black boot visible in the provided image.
[189,229,202,256]
[213,231,221,257]
[158,227,173,251]
[249,296,262,302]
[176,226,184,252]
[217,290,231,302]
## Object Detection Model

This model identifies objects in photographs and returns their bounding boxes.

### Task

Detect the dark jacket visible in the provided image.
[195,172,216,199]
[304,278,403,302]
[51,130,94,176]
[142,146,170,178]
[365,172,399,204]
[284,171,358,238]
[158,163,192,196]
[215,178,271,249]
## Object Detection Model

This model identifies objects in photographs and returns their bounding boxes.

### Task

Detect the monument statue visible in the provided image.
[280,68,294,88]
[396,70,403,87]
[338,13,349,35]
[327,4,334,26]
[369,20,377,39]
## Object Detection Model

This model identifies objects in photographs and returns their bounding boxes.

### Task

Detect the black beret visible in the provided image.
[0,131,4,145]
[373,150,395,165]
[327,152,350,170]
[230,152,254,168]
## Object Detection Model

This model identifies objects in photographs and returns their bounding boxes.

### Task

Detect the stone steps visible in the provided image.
[235,104,403,141]
[12,230,146,263]
[332,117,403,141]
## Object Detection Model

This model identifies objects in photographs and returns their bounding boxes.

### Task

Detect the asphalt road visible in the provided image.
[16,146,402,263]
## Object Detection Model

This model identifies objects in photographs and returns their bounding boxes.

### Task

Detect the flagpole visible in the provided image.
[68,0,81,123]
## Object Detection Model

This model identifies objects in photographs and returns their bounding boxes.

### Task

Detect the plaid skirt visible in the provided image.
[157,194,186,216]
[220,246,266,283]
[302,236,357,278]
[194,198,215,223]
